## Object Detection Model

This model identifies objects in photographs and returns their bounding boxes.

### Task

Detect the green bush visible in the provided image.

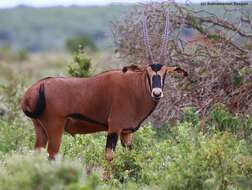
[0,119,34,154]
[1,119,252,190]
[208,103,251,135]
[61,133,106,166]
[65,35,97,53]
[68,52,92,77]
[0,76,25,120]
[0,151,102,190]
[182,107,200,127]
[211,104,240,132]
[0,76,34,154]
[153,124,252,190]
[1,75,252,189]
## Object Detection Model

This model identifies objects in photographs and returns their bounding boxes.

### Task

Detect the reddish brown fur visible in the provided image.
[21,65,187,160]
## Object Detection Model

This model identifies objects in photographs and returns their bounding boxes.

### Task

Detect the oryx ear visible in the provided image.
[122,64,143,73]
[166,66,188,77]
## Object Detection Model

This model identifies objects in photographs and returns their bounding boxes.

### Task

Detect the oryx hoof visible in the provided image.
[105,148,114,161]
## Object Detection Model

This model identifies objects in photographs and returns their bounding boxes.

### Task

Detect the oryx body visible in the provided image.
[21,12,187,161]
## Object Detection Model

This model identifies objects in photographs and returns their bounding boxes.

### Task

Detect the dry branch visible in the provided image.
[112,2,252,125]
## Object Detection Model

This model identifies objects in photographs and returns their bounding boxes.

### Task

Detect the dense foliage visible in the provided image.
[0,77,252,190]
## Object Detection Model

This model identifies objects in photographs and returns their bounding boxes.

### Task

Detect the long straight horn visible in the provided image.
[143,15,155,64]
[159,12,170,64]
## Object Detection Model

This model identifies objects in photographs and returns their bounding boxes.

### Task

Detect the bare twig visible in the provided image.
[112,2,252,124]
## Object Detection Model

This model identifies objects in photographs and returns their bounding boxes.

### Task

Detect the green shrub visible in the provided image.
[1,73,252,190]
[208,103,242,133]
[0,151,102,190]
[61,133,106,166]
[0,119,34,154]
[211,104,238,131]
[68,52,92,77]
[0,76,25,120]
[182,107,200,127]
[108,149,143,184]
[65,35,97,53]
[148,123,252,190]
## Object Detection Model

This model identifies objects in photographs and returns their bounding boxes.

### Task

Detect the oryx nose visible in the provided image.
[151,88,163,99]
[153,91,161,97]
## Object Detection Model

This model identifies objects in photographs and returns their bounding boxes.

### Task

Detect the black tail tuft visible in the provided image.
[23,84,46,118]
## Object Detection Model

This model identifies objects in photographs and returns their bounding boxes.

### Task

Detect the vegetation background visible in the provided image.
[0,2,252,190]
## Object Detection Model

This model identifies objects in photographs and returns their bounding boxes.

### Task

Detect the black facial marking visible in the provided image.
[150,64,163,72]
[146,73,151,91]
[66,113,107,128]
[106,133,118,150]
[152,75,162,88]
[162,72,167,89]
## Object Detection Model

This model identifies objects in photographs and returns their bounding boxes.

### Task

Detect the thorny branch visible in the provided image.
[112,2,252,125]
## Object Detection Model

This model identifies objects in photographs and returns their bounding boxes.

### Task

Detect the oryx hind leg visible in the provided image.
[120,132,133,149]
[32,119,48,150]
[44,119,65,160]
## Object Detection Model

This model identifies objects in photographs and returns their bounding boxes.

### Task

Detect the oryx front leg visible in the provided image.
[120,132,133,149]
[105,133,118,161]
